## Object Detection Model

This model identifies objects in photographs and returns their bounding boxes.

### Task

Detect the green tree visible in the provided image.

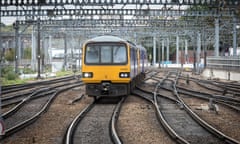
[5,48,15,62]
[1,23,14,32]
[23,47,32,59]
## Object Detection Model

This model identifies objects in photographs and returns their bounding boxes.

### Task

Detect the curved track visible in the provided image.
[135,70,240,144]
[156,73,240,111]
[65,97,125,144]
[0,78,83,140]
[1,75,79,94]
[1,76,82,112]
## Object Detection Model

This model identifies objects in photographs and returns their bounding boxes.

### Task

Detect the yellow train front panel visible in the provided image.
[82,64,131,96]
[81,65,131,84]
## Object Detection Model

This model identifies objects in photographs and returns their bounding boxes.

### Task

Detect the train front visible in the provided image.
[81,36,131,97]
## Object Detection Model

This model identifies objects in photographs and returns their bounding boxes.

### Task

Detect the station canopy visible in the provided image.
[0,0,239,43]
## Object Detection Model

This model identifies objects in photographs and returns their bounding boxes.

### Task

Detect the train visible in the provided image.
[81,35,148,97]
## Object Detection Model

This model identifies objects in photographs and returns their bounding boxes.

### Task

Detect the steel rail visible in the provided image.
[2,89,55,119]
[65,100,96,144]
[1,75,77,94]
[158,81,240,112]
[2,79,83,108]
[173,72,240,144]
[0,83,83,140]
[145,70,240,144]
[110,97,126,144]
[178,88,240,112]
[65,96,124,144]
[2,75,73,90]
[136,71,190,144]
[176,85,240,104]
[132,88,189,144]
[179,75,240,96]
[154,72,189,144]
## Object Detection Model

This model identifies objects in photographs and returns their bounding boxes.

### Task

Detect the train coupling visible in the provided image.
[101,82,111,94]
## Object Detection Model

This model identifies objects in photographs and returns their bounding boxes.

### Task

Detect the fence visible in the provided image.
[206,56,240,71]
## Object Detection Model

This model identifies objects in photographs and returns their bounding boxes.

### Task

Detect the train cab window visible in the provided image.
[101,46,112,63]
[85,46,100,63]
[113,46,127,63]
[85,43,127,65]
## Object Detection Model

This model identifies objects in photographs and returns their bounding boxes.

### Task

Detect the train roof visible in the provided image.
[137,45,146,50]
[84,35,138,48]
[86,35,127,43]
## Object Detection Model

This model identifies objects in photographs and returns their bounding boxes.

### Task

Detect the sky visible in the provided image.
[1,17,17,25]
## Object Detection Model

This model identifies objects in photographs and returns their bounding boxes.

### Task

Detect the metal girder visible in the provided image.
[18,18,206,28]
[25,16,226,41]
[0,8,236,17]
[39,25,207,42]
[0,0,239,6]
[21,18,212,39]
[40,29,197,48]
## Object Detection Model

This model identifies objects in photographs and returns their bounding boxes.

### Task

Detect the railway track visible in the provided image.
[176,74,240,111]
[211,80,240,89]
[0,80,83,140]
[172,71,240,144]
[155,73,240,111]
[1,69,239,143]
[2,88,57,138]
[64,97,125,144]
[179,75,240,97]
[1,75,79,96]
[135,70,240,144]
[2,87,55,119]
[200,80,240,95]
[176,86,240,112]
[136,88,222,143]
[1,76,81,111]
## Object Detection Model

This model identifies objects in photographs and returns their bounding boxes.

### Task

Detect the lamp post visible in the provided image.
[37,18,41,79]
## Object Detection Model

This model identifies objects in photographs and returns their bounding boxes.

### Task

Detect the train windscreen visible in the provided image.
[85,43,127,65]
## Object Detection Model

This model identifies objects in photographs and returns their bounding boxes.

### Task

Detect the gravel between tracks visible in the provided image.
[181,95,240,142]
[118,95,175,144]
[2,86,93,144]
[177,74,240,142]
[2,86,175,144]
[2,70,239,144]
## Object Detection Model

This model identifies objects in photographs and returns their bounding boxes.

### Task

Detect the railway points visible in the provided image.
[0,68,239,143]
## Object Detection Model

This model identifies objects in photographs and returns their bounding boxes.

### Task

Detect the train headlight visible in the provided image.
[119,72,130,78]
[82,72,93,78]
